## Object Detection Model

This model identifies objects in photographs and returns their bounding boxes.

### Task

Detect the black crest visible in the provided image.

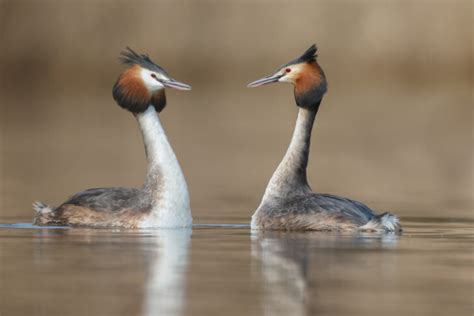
[119,47,169,75]
[283,44,318,68]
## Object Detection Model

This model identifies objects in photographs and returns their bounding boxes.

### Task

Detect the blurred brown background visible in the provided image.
[0,0,472,222]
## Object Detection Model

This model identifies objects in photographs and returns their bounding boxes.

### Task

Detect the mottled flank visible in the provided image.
[253,193,400,232]
[33,188,151,228]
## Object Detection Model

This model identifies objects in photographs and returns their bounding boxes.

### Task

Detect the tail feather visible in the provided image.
[32,201,55,225]
[360,212,401,232]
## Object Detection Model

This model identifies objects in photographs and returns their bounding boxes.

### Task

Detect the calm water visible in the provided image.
[0,218,472,316]
[1,2,472,315]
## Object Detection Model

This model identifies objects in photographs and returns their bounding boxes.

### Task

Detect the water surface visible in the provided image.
[0,218,472,316]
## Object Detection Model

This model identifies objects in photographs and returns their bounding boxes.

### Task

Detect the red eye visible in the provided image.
[151,73,157,78]
[285,68,291,73]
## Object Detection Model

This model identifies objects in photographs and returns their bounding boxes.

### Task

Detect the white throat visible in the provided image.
[136,106,192,228]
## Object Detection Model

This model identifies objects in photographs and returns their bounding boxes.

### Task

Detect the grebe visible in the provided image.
[247,44,401,232]
[33,47,192,228]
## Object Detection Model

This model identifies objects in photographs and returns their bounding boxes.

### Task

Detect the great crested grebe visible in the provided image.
[33,47,192,228]
[248,44,401,232]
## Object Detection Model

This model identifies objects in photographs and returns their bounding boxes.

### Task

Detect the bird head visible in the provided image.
[113,47,191,113]
[247,44,327,110]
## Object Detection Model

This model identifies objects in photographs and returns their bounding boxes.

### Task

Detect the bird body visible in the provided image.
[33,48,192,228]
[248,44,401,232]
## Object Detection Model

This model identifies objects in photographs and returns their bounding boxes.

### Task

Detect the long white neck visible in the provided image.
[262,107,317,201]
[136,105,192,228]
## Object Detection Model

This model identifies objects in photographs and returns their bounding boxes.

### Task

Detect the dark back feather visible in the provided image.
[61,187,150,212]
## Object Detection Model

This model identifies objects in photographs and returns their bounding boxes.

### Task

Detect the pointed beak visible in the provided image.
[247,73,283,88]
[162,78,192,90]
